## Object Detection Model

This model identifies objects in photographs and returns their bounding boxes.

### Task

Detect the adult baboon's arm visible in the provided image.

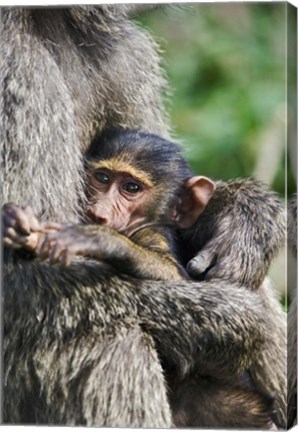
[183,178,285,290]
[136,279,268,378]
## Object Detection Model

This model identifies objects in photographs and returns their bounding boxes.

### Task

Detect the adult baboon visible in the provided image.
[1,6,286,428]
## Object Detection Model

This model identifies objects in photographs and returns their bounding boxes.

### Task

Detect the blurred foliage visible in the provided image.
[136,3,296,197]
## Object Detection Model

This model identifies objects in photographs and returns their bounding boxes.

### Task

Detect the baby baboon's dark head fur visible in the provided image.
[87,128,192,222]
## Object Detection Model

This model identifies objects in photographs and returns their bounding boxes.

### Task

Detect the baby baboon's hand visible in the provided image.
[37,225,107,266]
[3,203,41,252]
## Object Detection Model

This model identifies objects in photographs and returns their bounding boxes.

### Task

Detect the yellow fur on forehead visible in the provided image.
[88,157,154,187]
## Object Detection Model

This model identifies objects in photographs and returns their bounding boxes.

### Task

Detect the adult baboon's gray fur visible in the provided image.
[1,6,286,428]
[3,259,273,426]
[1,6,169,221]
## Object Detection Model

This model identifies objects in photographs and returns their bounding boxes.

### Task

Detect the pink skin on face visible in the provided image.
[86,169,151,234]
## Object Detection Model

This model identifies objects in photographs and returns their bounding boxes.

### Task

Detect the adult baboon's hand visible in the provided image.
[186,236,247,287]
[184,179,285,290]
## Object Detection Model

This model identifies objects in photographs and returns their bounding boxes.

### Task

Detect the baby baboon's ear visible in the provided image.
[176,176,216,229]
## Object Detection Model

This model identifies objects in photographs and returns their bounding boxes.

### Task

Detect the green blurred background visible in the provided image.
[135,3,297,302]
[136,2,295,197]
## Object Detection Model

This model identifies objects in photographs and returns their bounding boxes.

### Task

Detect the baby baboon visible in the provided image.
[30,140,213,278]
[6,129,213,276]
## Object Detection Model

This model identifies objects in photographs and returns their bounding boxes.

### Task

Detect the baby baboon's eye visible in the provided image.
[95,171,110,184]
[123,182,142,194]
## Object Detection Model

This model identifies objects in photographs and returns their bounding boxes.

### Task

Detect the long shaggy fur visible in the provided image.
[4,259,271,426]
[1,7,169,221]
